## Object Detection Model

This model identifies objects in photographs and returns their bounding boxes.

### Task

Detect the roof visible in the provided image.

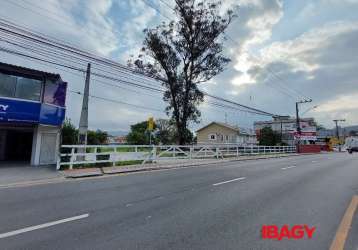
[196,122,256,136]
[196,122,240,133]
[0,61,61,80]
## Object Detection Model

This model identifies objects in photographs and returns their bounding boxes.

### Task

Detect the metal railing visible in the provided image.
[57,144,297,170]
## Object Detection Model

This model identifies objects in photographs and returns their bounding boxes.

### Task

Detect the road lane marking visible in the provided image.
[213,177,246,186]
[281,165,297,170]
[329,195,358,250]
[0,213,89,239]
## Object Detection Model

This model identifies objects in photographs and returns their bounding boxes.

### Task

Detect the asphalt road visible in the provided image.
[0,153,357,250]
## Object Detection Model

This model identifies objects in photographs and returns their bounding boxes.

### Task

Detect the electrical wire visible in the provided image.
[0,17,277,116]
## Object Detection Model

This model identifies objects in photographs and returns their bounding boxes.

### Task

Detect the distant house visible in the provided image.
[196,122,257,145]
[254,116,317,146]
[107,135,127,144]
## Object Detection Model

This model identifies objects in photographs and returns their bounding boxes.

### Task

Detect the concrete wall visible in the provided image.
[197,124,237,144]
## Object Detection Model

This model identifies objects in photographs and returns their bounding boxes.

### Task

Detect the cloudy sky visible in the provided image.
[1,0,357,132]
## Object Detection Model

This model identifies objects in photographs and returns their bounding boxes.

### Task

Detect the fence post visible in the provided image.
[56,151,61,170]
[216,147,219,159]
[236,146,239,157]
[112,147,116,166]
[69,147,75,170]
[189,146,193,160]
[152,145,157,162]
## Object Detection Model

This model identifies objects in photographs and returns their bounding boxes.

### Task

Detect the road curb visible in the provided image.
[62,168,103,178]
[63,153,329,179]
[64,153,306,178]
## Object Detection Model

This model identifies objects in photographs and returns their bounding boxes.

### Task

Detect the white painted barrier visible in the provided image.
[57,144,296,170]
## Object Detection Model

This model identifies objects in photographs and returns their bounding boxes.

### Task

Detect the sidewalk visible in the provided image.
[62,153,300,178]
[0,164,65,188]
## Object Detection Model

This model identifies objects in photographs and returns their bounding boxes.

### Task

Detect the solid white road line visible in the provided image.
[281,165,297,170]
[0,213,89,239]
[213,177,246,186]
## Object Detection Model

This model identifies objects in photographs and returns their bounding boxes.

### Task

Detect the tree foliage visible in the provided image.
[61,118,78,145]
[258,127,282,146]
[129,0,237,144]
[61,119,108,145]
[155,119,176,145]
[126,119,195,145]
[87,130,108,145]
[126,121,156,145]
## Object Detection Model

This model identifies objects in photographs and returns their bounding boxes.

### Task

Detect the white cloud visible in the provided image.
[2,0,358,131]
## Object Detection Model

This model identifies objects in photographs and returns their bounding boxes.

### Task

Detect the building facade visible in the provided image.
[196,122,257,145]
[254,116,317,146]
[0,62,67,166]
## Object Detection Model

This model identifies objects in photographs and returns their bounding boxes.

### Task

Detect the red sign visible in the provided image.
[262,225,316,240]
[293,132,317,140]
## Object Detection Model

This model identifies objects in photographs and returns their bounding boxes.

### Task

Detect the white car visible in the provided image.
[345,137,358,154]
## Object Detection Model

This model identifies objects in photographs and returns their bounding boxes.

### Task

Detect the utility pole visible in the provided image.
[333,119,346,152]
[78,63,91,145]
[296,99,312,153]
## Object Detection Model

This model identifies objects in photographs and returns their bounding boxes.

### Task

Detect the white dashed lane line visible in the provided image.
[281,165,297,170]
[0,214,89,239]
[213,177,246,186]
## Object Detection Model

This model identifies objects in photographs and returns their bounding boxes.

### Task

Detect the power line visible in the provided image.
[226,35,311,101]
[0,17,277,117]
[141,0,172,21]
[147,1,311,102]
[69,90,164,113]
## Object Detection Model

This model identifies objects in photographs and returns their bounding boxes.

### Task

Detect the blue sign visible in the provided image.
[39,104,66,125]
[0,98,65,126]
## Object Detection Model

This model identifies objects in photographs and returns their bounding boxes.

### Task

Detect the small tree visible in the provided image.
[130,0,237,144]
[127,121,157,145]
[258,127,282,146]
[87,130,108,145]
[61,118,78,145]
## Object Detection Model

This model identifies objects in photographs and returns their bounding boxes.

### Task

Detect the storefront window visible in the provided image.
[0,73,16,98]
[15,77,42,101]
[0,72,42,101]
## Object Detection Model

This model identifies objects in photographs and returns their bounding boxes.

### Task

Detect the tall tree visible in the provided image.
[129,0,237,144]
[155,119,176,145]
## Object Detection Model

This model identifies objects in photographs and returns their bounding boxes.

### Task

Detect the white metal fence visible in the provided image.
[57,144,297,170]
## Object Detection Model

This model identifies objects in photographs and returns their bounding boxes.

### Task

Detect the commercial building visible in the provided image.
[0,62,67,166]
[196,122,257,145]
[254,116,317,146]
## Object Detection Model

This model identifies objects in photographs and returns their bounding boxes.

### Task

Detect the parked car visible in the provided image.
[345,137,358,154]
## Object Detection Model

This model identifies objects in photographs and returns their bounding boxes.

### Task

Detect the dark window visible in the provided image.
[15,77,42,101]
[0,72,42,101]
[0,73,16,98]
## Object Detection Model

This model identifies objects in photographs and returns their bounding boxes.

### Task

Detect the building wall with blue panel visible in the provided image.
[0,62,67,166]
